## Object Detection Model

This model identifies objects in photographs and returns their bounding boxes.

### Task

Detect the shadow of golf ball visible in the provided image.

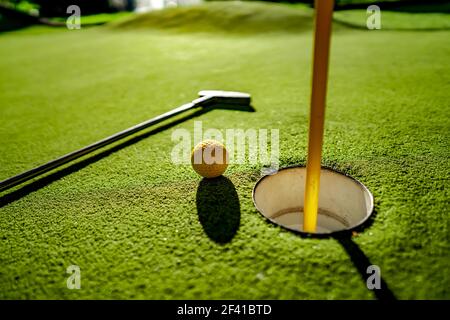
[196,176,240,244]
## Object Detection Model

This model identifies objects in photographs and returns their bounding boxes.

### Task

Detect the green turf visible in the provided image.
[333,8,450,30]
[50,11,134,26]
[110,2,315,33]
[0,1,449,299]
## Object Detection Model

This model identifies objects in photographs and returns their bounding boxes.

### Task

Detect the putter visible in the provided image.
[0,90,251,192]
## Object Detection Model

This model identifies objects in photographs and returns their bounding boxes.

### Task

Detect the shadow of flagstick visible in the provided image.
[335,234,396,300]
[282,197,396,299]
[0,103,255,208]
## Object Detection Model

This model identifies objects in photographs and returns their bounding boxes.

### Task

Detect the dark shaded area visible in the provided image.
[277,0,450,13]
[0,0,134,32]
[196,177,240,244]
[30,0,116,17]
[335,234,397,300]
[334,0,450,13]
[0,102,254,208]
[0,2,68,32]
[332,0,450,31]
[333,18,450,31]
[0,3,38,32]
[208,0,449,13]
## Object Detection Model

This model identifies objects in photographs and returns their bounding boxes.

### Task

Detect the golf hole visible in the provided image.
[252,166,374,235]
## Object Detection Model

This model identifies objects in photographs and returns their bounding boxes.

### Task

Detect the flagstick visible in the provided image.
[303,0,335,233]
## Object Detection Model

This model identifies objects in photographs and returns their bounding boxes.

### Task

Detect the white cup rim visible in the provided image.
[252,165,375,236]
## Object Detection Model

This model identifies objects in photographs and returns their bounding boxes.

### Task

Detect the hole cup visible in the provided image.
[252,166,374,235]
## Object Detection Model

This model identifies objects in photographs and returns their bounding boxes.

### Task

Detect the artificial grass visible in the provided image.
[111,2,316,33]
[49,12,133,26]
[0,2,449,299]
[112,1,450,33]
[333,8,450,30]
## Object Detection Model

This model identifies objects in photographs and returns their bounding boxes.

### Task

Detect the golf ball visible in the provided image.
[191,139,229,178]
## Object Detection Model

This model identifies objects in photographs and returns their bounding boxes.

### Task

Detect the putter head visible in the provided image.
[198,90,251,106]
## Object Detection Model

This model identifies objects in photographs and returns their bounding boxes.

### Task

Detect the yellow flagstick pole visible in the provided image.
[303,0,335,233]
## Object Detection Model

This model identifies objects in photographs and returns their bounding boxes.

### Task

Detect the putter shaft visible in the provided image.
[0,95,212,192]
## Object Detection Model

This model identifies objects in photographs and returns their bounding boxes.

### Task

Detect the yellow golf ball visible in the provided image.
[191,139,229,178]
